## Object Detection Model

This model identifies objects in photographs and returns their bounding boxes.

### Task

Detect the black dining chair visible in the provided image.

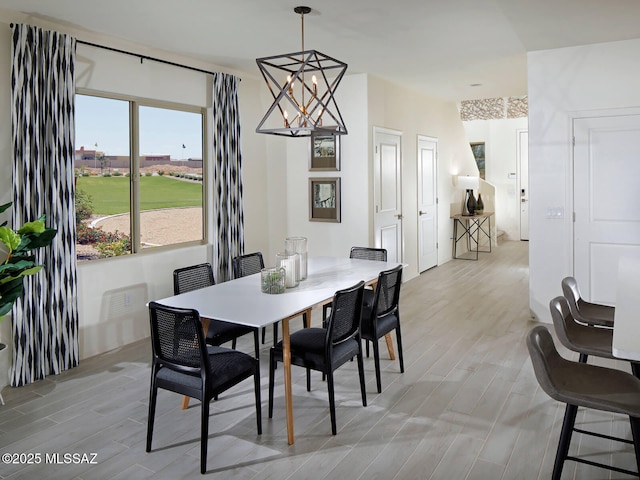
[232,252,275,345]
[360,264,404,393]
[146,302,262,475]
[268,281,367,435]
[232,252,265,279]
[527,325,640,479]
[173,263,259,358]
[349,246,388,262]
[322,246,387,320]
[233,252,308,347]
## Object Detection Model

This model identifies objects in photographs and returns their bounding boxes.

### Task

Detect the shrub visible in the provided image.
[95,237,131,257]
[75,188,94,224]
[112,171,123,177]
[103,173,111,177]
[76,222,131,258]
[158,170,165,176]
[77,222,125,245]
[145,172,152,177]
[125,172,130,177]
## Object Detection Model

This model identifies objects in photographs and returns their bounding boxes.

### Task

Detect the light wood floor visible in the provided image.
[0,241,637,479]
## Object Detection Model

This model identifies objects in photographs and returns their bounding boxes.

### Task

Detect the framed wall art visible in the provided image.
[310,133,340,171]
[309,177,341,222]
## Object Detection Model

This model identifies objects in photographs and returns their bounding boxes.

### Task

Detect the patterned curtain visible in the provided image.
[212,73,244,282]
[10,24,79,386]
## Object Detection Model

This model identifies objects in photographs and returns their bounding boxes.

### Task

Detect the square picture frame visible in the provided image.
[309,177,341,223]
[309,133,340,171]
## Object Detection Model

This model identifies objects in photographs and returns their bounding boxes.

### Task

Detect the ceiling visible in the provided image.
[3,0,640,101]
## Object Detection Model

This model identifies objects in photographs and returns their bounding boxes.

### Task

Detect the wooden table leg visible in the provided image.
[182,317,212,410]
[384,333,396,360]
[282,308,312,445]
[282,316,294,445]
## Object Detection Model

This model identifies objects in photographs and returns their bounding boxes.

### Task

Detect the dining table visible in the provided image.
[153,255,403,444]
[612,256,640,361]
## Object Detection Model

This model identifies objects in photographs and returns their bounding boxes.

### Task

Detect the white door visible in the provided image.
[373,127,403,263]
[518,130,529,240]
[574,114,640,305]
[417,135,438,272]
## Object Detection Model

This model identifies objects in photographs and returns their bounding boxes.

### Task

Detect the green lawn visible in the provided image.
[76,176,202,215]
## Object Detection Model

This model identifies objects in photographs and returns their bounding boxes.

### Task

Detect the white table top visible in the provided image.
[154,256,402,328]
[612,256,640,361]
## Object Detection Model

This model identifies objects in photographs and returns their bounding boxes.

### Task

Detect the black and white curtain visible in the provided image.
[10,24,79,386]
[212,73,244,282]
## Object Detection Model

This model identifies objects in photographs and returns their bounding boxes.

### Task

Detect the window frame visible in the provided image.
[75,89,208,260]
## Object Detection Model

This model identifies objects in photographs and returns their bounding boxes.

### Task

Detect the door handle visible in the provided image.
[396,214,403,220]
[419,210,426,216]
[521,198,528,203]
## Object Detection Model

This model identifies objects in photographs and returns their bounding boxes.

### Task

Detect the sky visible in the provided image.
[75,94,203,160]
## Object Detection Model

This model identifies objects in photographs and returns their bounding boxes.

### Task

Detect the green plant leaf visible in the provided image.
[0,262,41,283]
[15,228,57,252]
[17,219,46,235]
[0,226,21,252]
[0,201,57,321]
[0,302,13,317]
[0,276,25,315]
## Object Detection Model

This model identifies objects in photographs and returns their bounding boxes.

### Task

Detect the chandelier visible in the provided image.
[255,6,348,137]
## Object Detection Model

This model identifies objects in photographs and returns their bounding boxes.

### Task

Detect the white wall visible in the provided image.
[280,74,479,280]
[367,76,479,277]
[280,74,370,262]
[528,38,640,321]
[463,117,528,240]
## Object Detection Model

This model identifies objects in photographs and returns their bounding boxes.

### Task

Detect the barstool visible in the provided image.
[550,296,640,376]
[561,276,614,328]
[527,326,640,479]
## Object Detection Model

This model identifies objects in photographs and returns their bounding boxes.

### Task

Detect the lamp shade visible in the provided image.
[457,175,479,191]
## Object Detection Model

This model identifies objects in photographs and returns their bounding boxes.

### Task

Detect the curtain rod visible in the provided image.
[77,39,225,78]
[10,23,238,80]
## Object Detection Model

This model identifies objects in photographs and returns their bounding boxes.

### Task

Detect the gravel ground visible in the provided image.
[77,207,203,260]
[94,207,203,245]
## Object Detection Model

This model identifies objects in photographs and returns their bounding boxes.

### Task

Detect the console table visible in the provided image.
[451,211,494,260]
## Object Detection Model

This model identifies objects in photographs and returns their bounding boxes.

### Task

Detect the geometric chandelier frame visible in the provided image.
[255,7,348,137]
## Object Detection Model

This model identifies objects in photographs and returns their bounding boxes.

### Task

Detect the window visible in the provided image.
[75,93,205,261]
[470,142,485,180]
